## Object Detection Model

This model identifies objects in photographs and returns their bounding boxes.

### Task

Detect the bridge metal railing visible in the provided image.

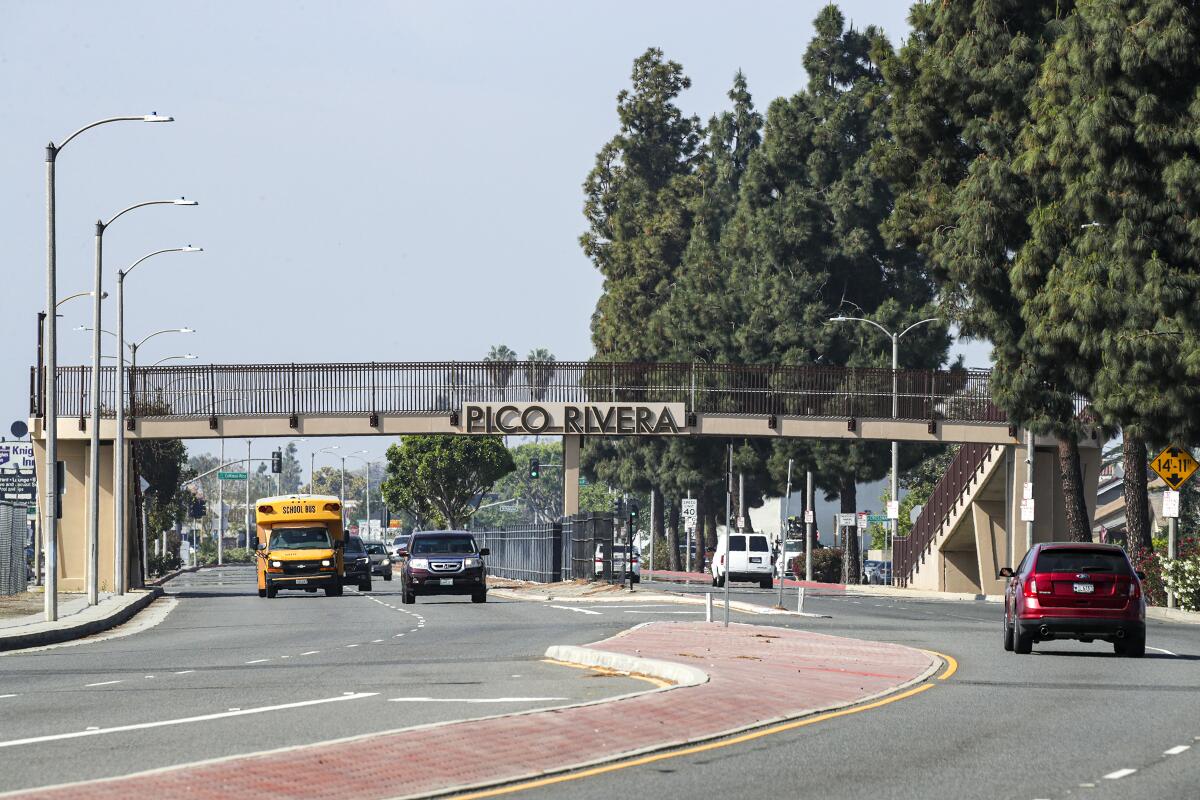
[35,361,1011,425]
[894,443,996,587]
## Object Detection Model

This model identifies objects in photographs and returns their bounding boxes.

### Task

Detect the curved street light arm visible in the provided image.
[121,247,200,280]
[830,315,894,340]
[56,114,170,151]
[134,327,194,350]
[103,198,195,230]
[897,318,941,340]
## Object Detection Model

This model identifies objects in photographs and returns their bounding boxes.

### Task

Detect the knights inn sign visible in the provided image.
[460,403,687,436]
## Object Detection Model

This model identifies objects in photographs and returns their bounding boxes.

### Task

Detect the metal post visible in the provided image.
[365,462,371,538]
[685,489,692,574]
[218,438,224,561]
[1167,517,1177,609]
[798,586,805,614]
[805,471,814,582]
[86,222,104,606]
[890,333,899,585]
[705,590,713,623]
[648,489,654,583]
[777,459,792,608]
[1025,429,1035,552]
[115,269,126,594]
[44,145,59,622]
[738,473,745,533]
[340,456,345,507]
[241,439,250,558]
[723,443,732,627]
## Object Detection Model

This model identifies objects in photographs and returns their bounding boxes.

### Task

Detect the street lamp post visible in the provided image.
[149,354,198,367]
[87,200,196,604]
[43,112,172,622]
[830,315,939,584]
[311,446,339,493]
[115,245,200,593]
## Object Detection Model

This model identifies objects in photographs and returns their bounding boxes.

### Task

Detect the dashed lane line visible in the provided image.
[1103,768,1137,780]
[0,694,16,699]
[84,680,122,687]
[299,651,319,656]
[1164,745,1191,756]
[245,659,269,664]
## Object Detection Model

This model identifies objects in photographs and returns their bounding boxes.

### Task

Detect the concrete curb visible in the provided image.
[544,644,710,687]
[1148,605,1200,625]
[0,588,163,653]
[839,584,1004,603]
[147,565,199,586]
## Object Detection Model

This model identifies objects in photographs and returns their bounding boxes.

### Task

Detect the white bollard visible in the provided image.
[797,586,805,615]
[706,591,714,623]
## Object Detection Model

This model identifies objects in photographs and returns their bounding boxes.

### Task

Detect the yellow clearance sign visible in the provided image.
[1150,446,1199,491]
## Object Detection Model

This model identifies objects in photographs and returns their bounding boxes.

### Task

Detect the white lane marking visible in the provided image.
[394,634,404,638]
[173,670,194,675]
[85,680,122,687]
[549,605,602,615]
[1164,745,1191,756]
[245,659,269,664]
[0,694,16,699]
[621,610,703,615]
[1147,646,1178,656]
[388,696,566,704]
[144,675,155,679]
[371,639,383,643]
[1103,768,1136,780]
[299,651,319,656]
[345,644,359,648]
[0,693,378,750]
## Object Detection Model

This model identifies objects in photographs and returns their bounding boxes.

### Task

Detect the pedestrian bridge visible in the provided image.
[33,360,1020,445]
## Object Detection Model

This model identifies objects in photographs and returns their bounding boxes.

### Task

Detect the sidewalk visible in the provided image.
[10,621,939,799]
[0,589,161,652]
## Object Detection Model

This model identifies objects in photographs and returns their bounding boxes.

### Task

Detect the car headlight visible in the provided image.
[463,557,482,568]
[409,558,429,570]
[321,559,331,567]
[357,557,369,564]
[381,559,390,566]
[271,560,282,568]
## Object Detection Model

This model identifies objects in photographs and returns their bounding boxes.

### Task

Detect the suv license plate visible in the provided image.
[439,578,454,587]
[1073,582,1094,593]
[295,579,307,586]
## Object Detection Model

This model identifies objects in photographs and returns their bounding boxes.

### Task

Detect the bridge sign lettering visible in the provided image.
[461,403,686,436]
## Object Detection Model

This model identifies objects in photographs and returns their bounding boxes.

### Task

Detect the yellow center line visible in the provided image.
[450,682,936,799]
[922,649,958,681]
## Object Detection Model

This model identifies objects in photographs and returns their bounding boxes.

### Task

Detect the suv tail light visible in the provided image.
[1023,577,1039,598]
[1127,578,1141,598]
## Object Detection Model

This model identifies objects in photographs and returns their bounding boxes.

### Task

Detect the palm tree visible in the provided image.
[525,348,556,401]
[484,344,517,398]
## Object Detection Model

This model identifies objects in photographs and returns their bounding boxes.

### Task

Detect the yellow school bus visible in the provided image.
[254,494,345,598]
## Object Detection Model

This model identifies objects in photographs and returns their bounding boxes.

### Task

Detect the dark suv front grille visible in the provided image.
[429,561,462,573]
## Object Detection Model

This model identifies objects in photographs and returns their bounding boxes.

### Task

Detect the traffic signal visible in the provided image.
[529,458,540,479]
[189,498,206,518]
[271,450,283,474]
[628,502,639,520]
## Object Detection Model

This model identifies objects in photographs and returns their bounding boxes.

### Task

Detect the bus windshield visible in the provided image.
[268,527,333,550]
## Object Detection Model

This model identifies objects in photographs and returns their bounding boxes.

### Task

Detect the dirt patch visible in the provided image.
[0,592,45,620]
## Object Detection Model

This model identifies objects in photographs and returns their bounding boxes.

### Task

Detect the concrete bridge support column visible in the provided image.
[32,436,129,594]
[562,435,580,518]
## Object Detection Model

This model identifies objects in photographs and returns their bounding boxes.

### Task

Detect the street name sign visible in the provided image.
[1150,446,1198,491]
[218,471,248,480]
[866,514,889,523]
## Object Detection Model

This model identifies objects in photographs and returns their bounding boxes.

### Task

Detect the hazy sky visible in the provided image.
[2,1,987,470]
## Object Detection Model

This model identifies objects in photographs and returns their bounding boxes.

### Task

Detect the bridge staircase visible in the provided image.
[894,443,1010,595]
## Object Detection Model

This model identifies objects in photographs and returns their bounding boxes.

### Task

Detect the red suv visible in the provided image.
[1000,543,1146,657]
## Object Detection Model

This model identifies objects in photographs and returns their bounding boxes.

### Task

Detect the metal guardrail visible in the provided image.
[894,444,995,587]
[35,361,1010,424]
[471,520,565,583]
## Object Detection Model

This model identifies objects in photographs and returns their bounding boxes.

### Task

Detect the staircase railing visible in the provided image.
[894,443,995,587]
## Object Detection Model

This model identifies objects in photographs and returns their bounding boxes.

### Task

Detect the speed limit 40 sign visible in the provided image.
[681,498,698,532]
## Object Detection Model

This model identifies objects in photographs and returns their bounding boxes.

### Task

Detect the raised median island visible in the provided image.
[14,621,939,800]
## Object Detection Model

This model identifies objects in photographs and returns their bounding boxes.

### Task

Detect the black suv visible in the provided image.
[341,535,373,591]
[400,531,489,604]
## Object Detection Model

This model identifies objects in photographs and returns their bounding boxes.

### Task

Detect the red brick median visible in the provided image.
[16,622,935,799]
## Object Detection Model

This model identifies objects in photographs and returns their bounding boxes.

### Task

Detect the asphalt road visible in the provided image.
[510,577,1200,800]
[0,566,654,793]
[2,570,1197,799]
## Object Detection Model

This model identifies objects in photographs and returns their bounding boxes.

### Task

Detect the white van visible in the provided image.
[712,533,774,588]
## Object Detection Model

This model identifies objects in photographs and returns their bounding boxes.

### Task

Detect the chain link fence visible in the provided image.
[0,502,29,596]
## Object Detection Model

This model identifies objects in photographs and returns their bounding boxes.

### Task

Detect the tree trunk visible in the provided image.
[666,499,681,571]
[1122,434,1152,554]
[840,475,861,584]
[1057,434,1091,542]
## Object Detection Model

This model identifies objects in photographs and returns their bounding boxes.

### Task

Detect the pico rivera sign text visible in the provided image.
[461,403,687,436]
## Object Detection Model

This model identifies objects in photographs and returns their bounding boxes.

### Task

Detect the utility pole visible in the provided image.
[805,471,814,582]
[723,443,732,627]
[777,459,792,609]
[243,439,251,555]
[1025,429,1035,553]
[218,438,225,564]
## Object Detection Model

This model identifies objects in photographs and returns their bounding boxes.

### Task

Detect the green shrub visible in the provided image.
[147,552,182,577]
[789,548,842,583]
